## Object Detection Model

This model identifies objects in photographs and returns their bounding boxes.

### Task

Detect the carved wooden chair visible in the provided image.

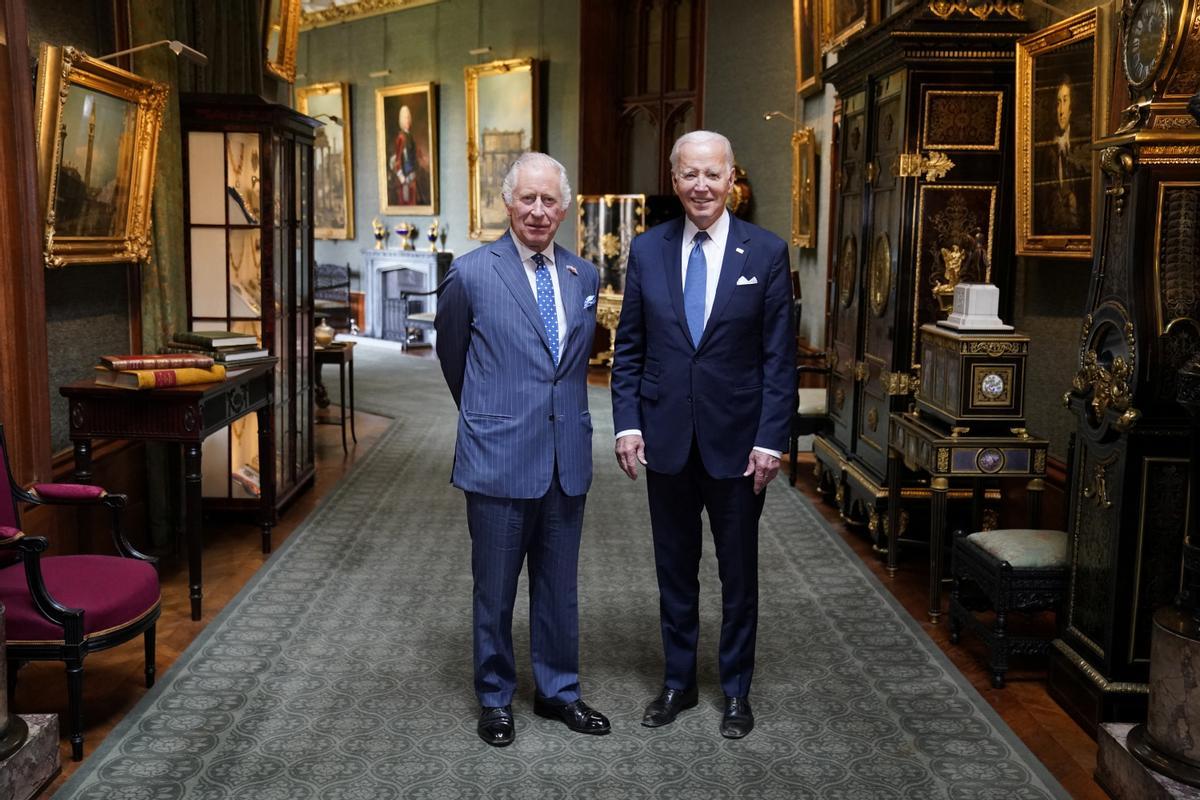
[315,262,353,330]
[0,425,160,760]
[788,274,831,484]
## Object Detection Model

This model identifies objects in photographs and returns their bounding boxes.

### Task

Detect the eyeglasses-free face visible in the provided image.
[672,140,734,230]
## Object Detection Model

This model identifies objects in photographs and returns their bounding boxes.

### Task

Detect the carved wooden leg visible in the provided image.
[348,358,357,443]
[992,609,1008,689]
[66,659,84,760]
[145,624,156,688]
[257,405,275,554]
[929,477,950,622]
[184,443,203,621]
[887,446,902,576]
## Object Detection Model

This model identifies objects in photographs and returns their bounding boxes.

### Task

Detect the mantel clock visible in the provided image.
[1049,0,1200,732]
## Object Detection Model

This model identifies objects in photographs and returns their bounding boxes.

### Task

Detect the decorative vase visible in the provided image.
[314,318,336,347]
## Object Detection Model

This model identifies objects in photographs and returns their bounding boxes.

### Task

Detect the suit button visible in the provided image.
[549,415,555,421]
[687,395,692,403]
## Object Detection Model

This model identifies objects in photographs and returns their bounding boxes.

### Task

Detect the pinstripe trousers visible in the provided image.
[465,477,586,708]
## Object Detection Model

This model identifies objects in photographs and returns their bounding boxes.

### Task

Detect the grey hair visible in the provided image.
[500,152,573,209]
[669,130,735,172]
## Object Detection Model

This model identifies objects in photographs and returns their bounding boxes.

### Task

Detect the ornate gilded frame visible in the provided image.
[1015,8,1100,259]
[821,0,869,52]
[794,0,822,97]
[297,82,355,239]
[465,58,540,240]
[265,0,301,82]
[301,0,444,30]
[34,45,168,268]
[792,128,818,248]
[375,81,439,216]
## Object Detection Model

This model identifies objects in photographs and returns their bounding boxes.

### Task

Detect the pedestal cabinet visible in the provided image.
[181,94,318,518]
[1049,0,1200,732]
[813,8,1026,543]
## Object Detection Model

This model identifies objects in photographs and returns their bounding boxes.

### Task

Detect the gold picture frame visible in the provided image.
[34,45,168,268]
[297,82,355,239]
[792,128,818,248]
[1015,8,1100,259]
[375,81,439,216]
[301,0,444,30]
[821,0,869,53]
[264,0,301,82]
[794,0,822,97]
[465,58,540,240]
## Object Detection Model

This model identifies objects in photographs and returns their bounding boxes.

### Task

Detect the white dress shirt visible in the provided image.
[513,235,567,351]
[616,210,780,460]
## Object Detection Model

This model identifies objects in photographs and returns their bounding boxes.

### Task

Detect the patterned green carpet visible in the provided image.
[55,340,1067,799]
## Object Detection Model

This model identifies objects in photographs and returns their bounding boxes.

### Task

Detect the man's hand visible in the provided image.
[743,450,781,495]
[615,434,647,480]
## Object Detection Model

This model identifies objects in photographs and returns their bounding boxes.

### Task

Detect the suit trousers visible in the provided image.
[646,440,765,698]
[465,478,586,707]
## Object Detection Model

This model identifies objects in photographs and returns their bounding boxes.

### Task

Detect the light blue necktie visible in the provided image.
[684,231,709,347]
[532,252,560,364]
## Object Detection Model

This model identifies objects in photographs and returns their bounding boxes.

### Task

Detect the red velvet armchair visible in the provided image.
[0,425,160,761]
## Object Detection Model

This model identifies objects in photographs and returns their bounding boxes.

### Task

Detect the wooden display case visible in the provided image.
[181,94,318,519]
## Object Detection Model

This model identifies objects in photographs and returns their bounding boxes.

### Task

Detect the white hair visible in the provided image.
[669,130,735,172]
[500,152,572,209]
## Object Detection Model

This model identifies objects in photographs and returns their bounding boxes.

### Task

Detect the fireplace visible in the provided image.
[381,267,427,343]
[359,248,453,338]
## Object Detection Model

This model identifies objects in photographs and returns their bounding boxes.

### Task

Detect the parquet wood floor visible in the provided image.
[20,399,1104,798]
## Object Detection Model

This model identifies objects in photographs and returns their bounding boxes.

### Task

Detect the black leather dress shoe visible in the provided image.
[642,685,699,728]
[477,705,515,747]
[533,696,611,735]
[720,695,754,739]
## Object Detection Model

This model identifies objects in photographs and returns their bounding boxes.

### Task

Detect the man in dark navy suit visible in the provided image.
[436,152,608,746]
[611,130,795,739]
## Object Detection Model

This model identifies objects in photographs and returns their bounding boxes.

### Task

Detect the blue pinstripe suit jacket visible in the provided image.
[435,231,601,499]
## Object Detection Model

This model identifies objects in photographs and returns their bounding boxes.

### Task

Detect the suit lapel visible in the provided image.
[491,232,553,355]
[698,215,750,350]
[554,245,583,373]
[661,219,692,346]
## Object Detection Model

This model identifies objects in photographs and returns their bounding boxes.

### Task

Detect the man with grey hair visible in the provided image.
[436,151,608,746]
[611,130,796,738]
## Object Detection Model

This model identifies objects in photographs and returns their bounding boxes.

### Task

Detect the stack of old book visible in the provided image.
[163,330,272,367]
[94,353,226,389]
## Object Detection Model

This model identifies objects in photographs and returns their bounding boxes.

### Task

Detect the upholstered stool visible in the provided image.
[948,528,1068,688]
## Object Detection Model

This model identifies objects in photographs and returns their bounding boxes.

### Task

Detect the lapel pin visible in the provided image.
[566,265,578,275]
[735,247,745,254]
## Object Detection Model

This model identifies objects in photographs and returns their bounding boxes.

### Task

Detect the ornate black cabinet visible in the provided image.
[181,95,318,519]
[813,8,1025,543]
[1049,0,1200,732]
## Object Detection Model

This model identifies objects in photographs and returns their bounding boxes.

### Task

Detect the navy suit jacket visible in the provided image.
[436,231,601,498]
[611,214,796,479]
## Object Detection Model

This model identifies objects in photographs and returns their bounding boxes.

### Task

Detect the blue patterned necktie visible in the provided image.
[684,231,709,347]
[532,252,560,364]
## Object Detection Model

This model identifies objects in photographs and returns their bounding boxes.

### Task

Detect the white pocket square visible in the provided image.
[584,295,596,309]
[736,275,758,286]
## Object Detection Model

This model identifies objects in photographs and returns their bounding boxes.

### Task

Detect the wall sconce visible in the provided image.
[98,39,209,66]
[762,110,796,123]
[313,113,343,126]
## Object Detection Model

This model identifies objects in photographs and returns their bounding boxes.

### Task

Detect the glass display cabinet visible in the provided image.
[181,94,317,519]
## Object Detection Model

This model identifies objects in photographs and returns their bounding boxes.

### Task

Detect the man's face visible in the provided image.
[506,161,566,251]
[672,140,733,230]
[399,105,412,132]
[1056,83,1071,133]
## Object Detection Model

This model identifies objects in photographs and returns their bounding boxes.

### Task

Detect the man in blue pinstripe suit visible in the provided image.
[435,152,609,747]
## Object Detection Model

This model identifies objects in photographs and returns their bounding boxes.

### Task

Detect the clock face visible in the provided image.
[1124,0,1169,88]
[980,372,1006,399]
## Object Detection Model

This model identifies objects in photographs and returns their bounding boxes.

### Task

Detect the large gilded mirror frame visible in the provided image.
[265,0,301,82]
[34,45,168,268]
[465,58,540,240]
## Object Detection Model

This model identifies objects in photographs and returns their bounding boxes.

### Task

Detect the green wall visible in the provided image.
[298,0,580,283]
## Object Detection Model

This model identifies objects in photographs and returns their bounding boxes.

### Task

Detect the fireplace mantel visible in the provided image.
[360,249,452,338]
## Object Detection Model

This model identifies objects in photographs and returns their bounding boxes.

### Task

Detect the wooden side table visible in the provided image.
[315,341,356,452]
[60,363,276,620]
[886,410,1049,622]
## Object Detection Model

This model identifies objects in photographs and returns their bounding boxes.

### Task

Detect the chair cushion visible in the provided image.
[798,388,827,415]
[0,526,20,542]
[965,529,1067,569]
[0,555,159,643]
[32,483,106,502]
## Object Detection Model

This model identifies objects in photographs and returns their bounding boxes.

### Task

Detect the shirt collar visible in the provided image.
[682,209,730,247]
[512,233,555,268]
